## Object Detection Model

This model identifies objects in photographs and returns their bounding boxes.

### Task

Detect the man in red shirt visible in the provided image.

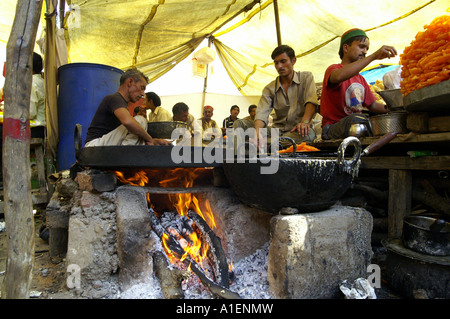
[320,28,397,140]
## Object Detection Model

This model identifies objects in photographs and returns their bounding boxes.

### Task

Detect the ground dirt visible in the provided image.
[0,207,71,299]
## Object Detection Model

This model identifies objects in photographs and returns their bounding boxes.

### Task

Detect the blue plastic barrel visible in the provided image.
[57,63,123,170]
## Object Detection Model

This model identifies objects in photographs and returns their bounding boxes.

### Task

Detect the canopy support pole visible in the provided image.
[1,0,43,299]
[200,37,213,110]
[273,0,282,46]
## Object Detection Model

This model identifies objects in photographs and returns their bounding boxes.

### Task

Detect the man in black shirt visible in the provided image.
[85,68,170,146]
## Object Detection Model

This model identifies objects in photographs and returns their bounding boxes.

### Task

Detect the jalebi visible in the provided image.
[400,14,450,96]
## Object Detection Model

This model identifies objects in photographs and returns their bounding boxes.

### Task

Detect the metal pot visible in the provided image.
[222,137,362,213]
[402,216,450,256]
[147,121,188,139]
[369,111,408,136]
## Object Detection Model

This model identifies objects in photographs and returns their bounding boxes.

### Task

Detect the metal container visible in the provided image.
[369,111,408,136]
[349,123,370,138]
[378,89,403,111]
[383,238,450,299]
[147,121,188,139]
[222,137,362,214]
[402,216,450,256]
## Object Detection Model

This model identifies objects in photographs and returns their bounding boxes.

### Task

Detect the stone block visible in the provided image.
[65,190,119,294]
[201,188,272,262]
[268,205,373,299]
[77,170,117,193]
[115,186,155,291]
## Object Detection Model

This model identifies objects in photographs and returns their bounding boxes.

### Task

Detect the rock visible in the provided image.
[268,205,373,299]
[115,186,155,291]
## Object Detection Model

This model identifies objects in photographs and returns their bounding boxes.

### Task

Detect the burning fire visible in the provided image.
[114,168,222,273]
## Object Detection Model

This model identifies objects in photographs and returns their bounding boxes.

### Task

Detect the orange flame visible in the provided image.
[115,167,217,270]
[115,170,149,186]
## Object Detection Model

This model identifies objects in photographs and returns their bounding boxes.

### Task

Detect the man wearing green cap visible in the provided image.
[320,28,397,140]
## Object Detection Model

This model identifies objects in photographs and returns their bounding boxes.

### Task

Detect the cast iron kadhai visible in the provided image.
[223,132,397,214]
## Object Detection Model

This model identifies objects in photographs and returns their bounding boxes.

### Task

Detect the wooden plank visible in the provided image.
[361,155,450,170]
[312,132,450,149]
[388,170,411,238]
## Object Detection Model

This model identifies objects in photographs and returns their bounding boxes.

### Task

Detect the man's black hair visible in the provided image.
[145,91,161,107]
[32,52,43,74]
[172,102,189,115]
[271,45,295,60]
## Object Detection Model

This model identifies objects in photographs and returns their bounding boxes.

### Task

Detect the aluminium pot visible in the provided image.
[402,216,450,256]
[222,137,362,214]
[369,111,408,136]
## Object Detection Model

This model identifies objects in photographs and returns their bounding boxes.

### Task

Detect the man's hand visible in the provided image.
[371,45,397,60]
[148,138,172,146]
[291,122,311,137]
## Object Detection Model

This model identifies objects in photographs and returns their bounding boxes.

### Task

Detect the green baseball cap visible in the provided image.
[340,28,368,49]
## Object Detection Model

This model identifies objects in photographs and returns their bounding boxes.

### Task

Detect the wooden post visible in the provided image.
[1,0,43,299]
[388,169,412,238]
[273,0,282,46]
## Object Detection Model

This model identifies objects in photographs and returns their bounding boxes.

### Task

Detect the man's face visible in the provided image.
[144,96,156,111]
[174,110,189,122]
[273,52,296,78]
[203,109,213,120]
[345,38,370,62]
[231,107,240,117]
[249,108,256,120]
[129,77,147,103]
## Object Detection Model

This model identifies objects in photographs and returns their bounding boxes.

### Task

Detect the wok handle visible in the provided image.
[278,136,297,157]
[337,136,362,175]
[362,131,397,156]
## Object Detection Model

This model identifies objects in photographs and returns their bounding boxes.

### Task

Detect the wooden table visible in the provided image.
[311,132,450,238]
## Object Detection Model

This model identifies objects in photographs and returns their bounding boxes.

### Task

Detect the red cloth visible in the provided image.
[320,64,376,126]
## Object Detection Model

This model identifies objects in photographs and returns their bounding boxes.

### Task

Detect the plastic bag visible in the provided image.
[383,66,402,90]
[340,278,377,299]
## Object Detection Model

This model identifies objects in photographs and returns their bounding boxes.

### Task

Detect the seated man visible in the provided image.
[172,102,195,134]
[320,28,397,140]
[233,104,256,130]
[222,105,240,136]
[85,68,170,146]
[146,91,171,122]
[194,105,220,140]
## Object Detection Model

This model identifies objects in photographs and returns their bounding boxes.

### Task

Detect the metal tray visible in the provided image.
[76,145,223,168]
[404,80,450,113]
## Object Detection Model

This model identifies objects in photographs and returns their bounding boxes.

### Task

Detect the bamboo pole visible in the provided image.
[1,0,43,299]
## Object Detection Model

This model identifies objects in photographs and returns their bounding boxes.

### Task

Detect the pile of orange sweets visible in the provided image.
[400,14,450,96]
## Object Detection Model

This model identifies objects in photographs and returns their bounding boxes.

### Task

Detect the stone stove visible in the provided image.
[48,167,373,299]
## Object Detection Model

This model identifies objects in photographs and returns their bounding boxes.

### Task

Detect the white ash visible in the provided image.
[229,241,273,299]
[118,232,273,299]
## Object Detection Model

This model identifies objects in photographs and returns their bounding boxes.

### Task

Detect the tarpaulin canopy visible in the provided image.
[60,0,448,96]
[1,0,448,95]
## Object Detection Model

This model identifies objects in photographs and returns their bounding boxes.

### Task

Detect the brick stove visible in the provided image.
[48,166,373,299]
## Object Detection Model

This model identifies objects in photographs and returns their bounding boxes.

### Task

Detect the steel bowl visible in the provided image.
[147,121,188,139]
[378,89,403,110]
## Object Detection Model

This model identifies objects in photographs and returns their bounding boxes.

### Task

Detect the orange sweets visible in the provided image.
[278,142,320,154]
[400,14,450,96]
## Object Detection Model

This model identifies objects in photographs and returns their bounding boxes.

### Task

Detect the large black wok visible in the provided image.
[222,134,396,214]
